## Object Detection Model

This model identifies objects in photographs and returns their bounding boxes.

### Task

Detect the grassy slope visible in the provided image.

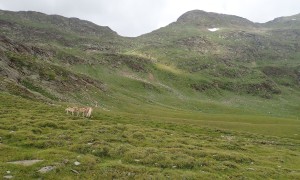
[70,61,300,118]
[1,10,300,179]
[0,93,299,179]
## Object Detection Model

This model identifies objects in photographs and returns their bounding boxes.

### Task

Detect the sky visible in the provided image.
[0,0,300,37]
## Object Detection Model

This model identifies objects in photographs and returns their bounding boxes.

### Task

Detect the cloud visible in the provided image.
[1,0,300,37]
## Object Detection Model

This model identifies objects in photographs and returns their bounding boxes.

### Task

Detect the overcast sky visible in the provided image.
[0,0,300,37]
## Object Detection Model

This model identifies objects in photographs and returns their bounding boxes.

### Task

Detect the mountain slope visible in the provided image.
[264,13,300,29]
[0,9,300,179]
[133,10,299,100]
[0,9,299,115]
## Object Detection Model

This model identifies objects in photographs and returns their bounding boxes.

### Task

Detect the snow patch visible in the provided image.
[292,19,297,21]
[208,28,219,32]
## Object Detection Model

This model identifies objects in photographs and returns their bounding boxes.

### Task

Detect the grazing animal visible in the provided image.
[65,107,76,115]
[85,107,93,118]
[76,107,87,117]
[65,106,93,118]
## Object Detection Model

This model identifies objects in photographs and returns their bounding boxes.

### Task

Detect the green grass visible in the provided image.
[0,92,299,179]
[20,78,58,101]
[69,61,300,118]
[1,9,300,179]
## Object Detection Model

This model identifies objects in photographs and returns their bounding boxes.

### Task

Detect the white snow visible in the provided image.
[208,28,219,32]
[292,19,297,21]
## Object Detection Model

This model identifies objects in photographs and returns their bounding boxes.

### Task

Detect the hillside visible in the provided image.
[135,10,299,100]
[0,9,300,179]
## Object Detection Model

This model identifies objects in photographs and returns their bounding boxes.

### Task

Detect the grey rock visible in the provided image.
[74,161,81,166]
[3,175,13,179]
[38,166,55,173]
[71,169,79,174]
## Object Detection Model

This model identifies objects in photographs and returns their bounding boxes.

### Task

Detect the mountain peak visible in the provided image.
[177,10,254,28]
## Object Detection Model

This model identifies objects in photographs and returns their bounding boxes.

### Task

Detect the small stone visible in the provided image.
[74,161,81,166]
[172,166,177,168]
[71,169,79,174]
[6,171,11,174]
[3,175,13,179]
[134,159,140,162]
[246,168,255,171]
[87,143,93,145]
[38,166,55,173]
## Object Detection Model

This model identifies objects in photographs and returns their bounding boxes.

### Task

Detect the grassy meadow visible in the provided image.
[1,46,300,179]
[0,92,299,179]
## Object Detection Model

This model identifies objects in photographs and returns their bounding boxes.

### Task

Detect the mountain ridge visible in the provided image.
[0,9,118,36]
[2,9,300,37]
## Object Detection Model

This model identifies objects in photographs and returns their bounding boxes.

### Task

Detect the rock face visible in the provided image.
[0,35,107,102]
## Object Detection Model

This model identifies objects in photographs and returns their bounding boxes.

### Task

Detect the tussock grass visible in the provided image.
[0,92,299,179]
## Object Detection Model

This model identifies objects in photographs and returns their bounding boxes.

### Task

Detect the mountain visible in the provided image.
[264,13,300,28]
[0,10,129,52]
[0,9,300,179]
[176,10,255,28]
[136,10,299,99]
[0,10,117,37]
[0,9,299,111]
